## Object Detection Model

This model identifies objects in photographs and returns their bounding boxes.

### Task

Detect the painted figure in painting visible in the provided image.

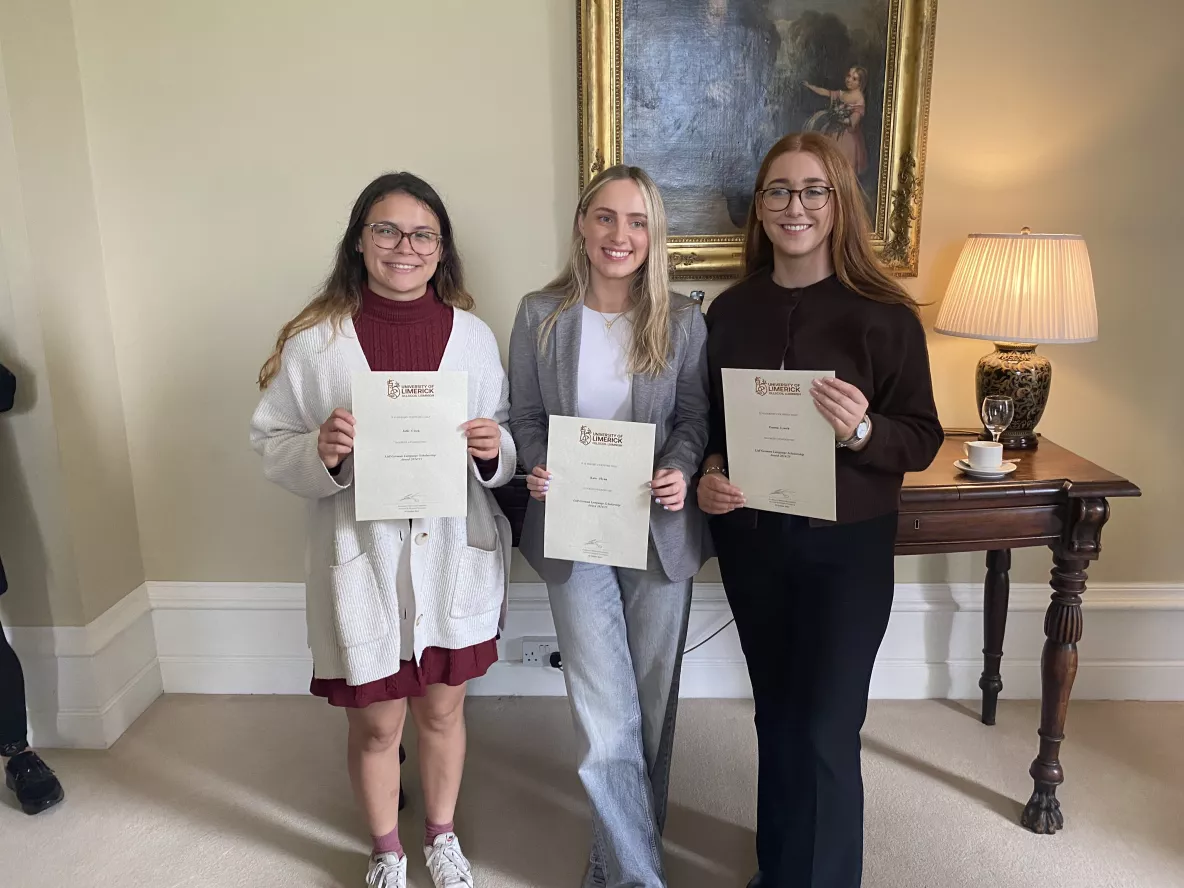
[802,66,869,176]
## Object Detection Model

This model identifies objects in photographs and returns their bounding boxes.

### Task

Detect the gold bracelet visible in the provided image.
[702,465,728,477]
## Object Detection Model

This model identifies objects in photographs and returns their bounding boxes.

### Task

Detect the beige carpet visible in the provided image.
[1,696,1181,887]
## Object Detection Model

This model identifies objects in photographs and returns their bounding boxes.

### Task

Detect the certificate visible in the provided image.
[722,368,836,521]
[351,371,468,521]
[543,415,656,570]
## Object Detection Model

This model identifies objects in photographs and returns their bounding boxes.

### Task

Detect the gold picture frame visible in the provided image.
[577,0,939,279]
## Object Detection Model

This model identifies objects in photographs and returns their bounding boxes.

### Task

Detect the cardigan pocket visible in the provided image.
[449,544,504,619]
[329,552,391,648]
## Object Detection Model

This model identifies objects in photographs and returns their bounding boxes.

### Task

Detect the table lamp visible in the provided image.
[934,228,1098,449]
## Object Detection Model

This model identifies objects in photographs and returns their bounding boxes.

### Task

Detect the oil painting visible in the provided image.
[577,0,938,277]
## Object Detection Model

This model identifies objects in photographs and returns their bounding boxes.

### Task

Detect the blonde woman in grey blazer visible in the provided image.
[509,165,709,888]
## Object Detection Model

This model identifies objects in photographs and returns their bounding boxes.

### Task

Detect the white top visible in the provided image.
[577,305,633,421]
[250,308,516,686]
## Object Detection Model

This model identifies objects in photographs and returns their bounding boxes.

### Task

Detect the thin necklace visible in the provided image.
[589,304,627,332]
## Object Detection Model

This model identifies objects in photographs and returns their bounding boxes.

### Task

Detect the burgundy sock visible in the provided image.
[372,825,404,858]
[424,819,455,847]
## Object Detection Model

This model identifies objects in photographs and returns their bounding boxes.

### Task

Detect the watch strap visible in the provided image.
[837,415,870,448]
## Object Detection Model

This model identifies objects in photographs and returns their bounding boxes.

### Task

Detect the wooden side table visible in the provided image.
[896,435,1140,833]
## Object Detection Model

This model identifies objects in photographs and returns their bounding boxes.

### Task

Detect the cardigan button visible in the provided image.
[415,533,428,545]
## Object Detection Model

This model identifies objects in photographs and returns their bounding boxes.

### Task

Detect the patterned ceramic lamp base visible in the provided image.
[974,344,1051,450]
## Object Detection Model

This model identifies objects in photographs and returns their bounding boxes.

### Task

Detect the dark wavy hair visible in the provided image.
[258,172,471,389]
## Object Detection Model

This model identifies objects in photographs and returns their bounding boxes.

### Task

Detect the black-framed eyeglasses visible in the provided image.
[757,185,835,212]
[363,223,442,256]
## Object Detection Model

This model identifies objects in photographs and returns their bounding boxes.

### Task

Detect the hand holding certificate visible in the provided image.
[722,368,836,521]
[351,370,468,521]
[543,415,656,570]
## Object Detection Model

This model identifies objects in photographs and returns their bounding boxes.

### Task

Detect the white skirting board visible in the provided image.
[3,585,163,750]
[148,581,1184,702]
[7,580,1181,749]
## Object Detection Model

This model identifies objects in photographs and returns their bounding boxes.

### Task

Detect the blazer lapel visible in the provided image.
[554,305,581,416]
[630,360,656,426]
[631,311,672,425]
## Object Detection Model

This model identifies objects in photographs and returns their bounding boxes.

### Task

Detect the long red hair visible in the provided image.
[743,132,918,311]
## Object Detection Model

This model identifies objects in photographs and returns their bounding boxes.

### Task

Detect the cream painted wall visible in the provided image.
[0,46,83,627]
[0,0,144,625]
[900,0,1182,585]
[18,0,1173,594]
[71,0,578,583]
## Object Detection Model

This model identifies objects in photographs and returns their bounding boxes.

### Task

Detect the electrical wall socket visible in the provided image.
[521,636,559,667]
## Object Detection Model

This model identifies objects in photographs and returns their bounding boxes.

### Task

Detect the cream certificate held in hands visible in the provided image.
[351,370,468,521]
[543,415,657,570]
[722,368,837,521]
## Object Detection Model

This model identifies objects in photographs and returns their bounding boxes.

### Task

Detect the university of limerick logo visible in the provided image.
[755,377,801,396]
[580,426,625,447]
[387,379,401,399]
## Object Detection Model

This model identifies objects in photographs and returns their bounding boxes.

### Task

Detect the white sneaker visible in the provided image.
[424,832,475,887]
[366,851,407,888]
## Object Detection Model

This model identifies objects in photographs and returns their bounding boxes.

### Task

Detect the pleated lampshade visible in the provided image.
[935,230,1098,344]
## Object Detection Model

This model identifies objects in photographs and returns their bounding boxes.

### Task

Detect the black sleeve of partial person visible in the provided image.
[704,302,728,464]
[0,363,15,413]
[843,311,944,475]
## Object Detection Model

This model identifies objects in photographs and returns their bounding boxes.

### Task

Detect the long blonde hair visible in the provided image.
[743,132,919,311]
[537,165,672,376]
[257,172,474,390]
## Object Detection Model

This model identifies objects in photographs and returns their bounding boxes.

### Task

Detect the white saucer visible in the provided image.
[954,459,1017,480]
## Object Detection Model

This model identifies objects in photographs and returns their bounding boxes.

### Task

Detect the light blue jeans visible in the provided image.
[547,552,693,888]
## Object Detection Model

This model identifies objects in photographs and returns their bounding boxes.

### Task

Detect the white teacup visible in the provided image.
[963,440,1004,469]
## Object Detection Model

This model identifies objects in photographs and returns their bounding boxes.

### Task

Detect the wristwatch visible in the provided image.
[837,415,871,449]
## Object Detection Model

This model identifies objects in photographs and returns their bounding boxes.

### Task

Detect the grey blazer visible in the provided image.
[508,290,711,584]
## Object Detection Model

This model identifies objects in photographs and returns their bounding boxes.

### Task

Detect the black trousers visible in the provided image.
[712,510,898,888]
[0,617,29,753]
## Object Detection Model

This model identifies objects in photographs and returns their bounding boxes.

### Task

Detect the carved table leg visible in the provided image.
[979,549,1011,726]
[1021,497,1108,834]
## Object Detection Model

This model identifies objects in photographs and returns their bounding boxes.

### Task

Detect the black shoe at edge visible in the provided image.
[5,750,65,815]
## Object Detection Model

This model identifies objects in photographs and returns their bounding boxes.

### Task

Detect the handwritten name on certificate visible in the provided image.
[351,370,468,522]
[543,415,656,570]
[722,368,836,521]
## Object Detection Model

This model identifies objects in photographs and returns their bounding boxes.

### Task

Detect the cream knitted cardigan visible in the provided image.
[250,308,516,686]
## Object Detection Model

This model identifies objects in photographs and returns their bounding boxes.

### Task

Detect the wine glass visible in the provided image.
[981,396,1014,443]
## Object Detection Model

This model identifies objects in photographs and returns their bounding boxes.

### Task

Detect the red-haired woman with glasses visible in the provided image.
[698,133,942,888]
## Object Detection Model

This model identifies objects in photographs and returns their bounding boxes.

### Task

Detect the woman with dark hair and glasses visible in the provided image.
[698,132,942,888]
[252,173,516,888]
